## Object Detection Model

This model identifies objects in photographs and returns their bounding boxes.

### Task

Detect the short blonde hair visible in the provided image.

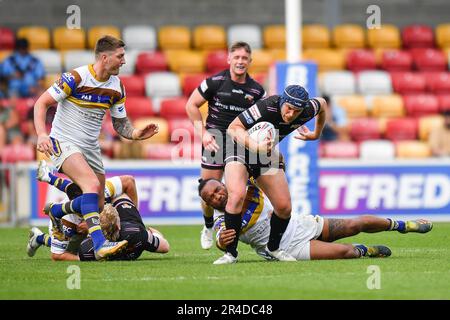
[100,204,121,241]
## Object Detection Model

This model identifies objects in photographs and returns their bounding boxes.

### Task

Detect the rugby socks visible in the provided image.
[224,211,241,258]
[387,218,406,232]
[49,197,83,218]
[267,213,290,252]
[48,173,72,194]
[36,233,51,247]
[81,193,105,251]
[204,215,214,229]
[353,244,368,257]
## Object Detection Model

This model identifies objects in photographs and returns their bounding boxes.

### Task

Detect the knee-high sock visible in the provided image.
[267,213,290,252]
[81,193,105,250]
[224,212,241,258]
[50,196,83,218]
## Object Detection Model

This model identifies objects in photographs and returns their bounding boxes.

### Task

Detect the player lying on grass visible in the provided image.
[27,161,169,261]
[198,178,433,261]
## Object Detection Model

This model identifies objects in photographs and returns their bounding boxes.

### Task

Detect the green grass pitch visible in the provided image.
[1,223,449,299]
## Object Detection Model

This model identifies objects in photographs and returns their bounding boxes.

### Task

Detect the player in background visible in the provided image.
[199,178,433,261]
[185,42,265,250]
[33,36,159,259]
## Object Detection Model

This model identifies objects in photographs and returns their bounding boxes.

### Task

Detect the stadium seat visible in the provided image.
[332,24,365,49]
[367,24,401,49]
[17,26,50,50]
[181,73,207,97]
[160,97,189,119]
[335,95,368,118]
[135,51,168,74]
[158,26,191,50]
[63,50,94,71]
[346,49,377,72]
[302,49,345,72]
[119,49,139,75]
[263,25,286,49]
[418,115,444,141]
[44,73,60,89]
[144,72,181,98]
[122,25,157,51]
[424,71,450,94]
[403,94,439,117]
[252,72,268,87]
[119,75,145,97]
[402,25,434,48]
[0,50,11,63]
[143,143,177,160]
[53,27,86,50]
[322,141,359,158]
[321,71,356,95]
[437,94,450,112]
[168,118,195,141]
[248,49,273,74]
[193,25,227,50]
[436,23,450,48]
[14,98,35,122]
[267,48,286,61]
[1,143,34,163]
[390,72,426,94]
[133,117,169,144]
[87,26,121,49]
[396,140,431,158]
[165,50,205,73]
[350,118,381,142]
[385,118,418,141]
[302,24,330,49]
[31,50,62,74]
[228,24,262,49]
[206,50,229,74]
[124,97,154,119]
[411,48,447,71]
[357,71,393,95]
[381,50,413,71]
[0,27,15,50]
[370,94,405,118]
[359,139,395,160]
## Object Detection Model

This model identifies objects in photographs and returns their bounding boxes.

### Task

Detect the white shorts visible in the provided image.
[49,136,105,174]
[49,214,84,255]
[285,215,324,261]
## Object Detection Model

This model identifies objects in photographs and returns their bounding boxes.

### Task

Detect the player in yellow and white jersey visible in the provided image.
[198,178,433,262]
[33,36,159,260]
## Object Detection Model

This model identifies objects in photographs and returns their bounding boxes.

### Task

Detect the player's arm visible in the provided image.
[51,252,80,261]
[295,98,327,141]
[34,91,58,157]
[111,116,158,140]
[120,175,138,207]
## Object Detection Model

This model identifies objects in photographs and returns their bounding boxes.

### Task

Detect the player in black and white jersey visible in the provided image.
[185,42,265,249]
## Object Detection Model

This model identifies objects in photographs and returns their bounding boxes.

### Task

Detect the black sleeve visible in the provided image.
[197,75,221,101]
[309,98,321,116]
[237,95,279,129]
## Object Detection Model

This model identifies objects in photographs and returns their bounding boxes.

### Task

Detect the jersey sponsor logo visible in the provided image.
[242,110,254,125]
[200,80,208,93]
[121,203,132,209]
[81,94,92,101]
[244,94,254,102]
[118,106,124,112]
[232,89,244,94]
[248,105,261,121]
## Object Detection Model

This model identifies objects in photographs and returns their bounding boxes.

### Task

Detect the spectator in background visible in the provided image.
[0,98,23,153]
[429,109,450,157]
[320,95,349,142]
[1,38,45,98]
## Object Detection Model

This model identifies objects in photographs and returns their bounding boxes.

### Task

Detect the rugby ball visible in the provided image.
[247,121,276,143]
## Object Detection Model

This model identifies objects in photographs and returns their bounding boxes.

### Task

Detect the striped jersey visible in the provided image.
[47,64,127,150]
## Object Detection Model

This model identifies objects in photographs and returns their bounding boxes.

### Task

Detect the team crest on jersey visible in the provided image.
[244,94,254,102]
[248,104,261,121]
[56,77,65,90]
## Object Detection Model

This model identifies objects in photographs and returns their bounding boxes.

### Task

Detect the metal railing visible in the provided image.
[0,164,17,227]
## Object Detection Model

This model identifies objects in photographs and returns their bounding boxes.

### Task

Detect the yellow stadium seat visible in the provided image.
[159,26,191,50]
[303,25,330,49]
[53,27,86,50]
[0,50,11,62]
[44,73,60,89]
[248,49,274,74]
[302,49,345,72]
[436,24,450,48]
[263,25,286,49]
[133,117,169,144]
[17,26,51,50]
[88,26,121,49]
[370,95,404,118]
[336,95,368,118]
[193,25,226,50]
[396,141,431,158]
[418,115,444,141]
[165,50,205,73]
[267,49,286,61]
[333,24,365,48]
[367,24,401,49]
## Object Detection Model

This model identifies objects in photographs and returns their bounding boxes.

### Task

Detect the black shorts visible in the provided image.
[201,129,234,170]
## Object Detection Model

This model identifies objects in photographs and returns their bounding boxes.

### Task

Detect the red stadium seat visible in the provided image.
[385,118,418,141]
[1,144,34,163]
[381,50,413,71]
[168,118,195,142]
[182,73,208,97]
[403,94,439,117]
[350,118,381,142]
[402,25,434,48]
[119,75,145,97]
[0,27,14,50]
[159,97,188,119]
[322,141,359,158]
[424,72,450,93]
[346,49,377,72]
[124,97,154,119]
[411,48,447,71]
[135,51,168,75]
[437,94,450,112]
[14,98,35,121]
[206,50,229,74]
[143,143,177,160]
[390,72,426,94]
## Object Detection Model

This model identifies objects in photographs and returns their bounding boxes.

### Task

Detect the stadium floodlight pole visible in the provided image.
[285,0,301,63]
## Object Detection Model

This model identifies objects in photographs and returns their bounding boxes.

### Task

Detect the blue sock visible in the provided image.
[354,244,368,257]
[49,174,73,194]
[81,193,105,251]
[49,196,83,218]
[36,234,51,247]
[387,218,406,232]
[36,234,45,245]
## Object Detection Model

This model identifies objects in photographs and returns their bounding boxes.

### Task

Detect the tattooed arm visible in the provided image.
[112,117,159,140]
